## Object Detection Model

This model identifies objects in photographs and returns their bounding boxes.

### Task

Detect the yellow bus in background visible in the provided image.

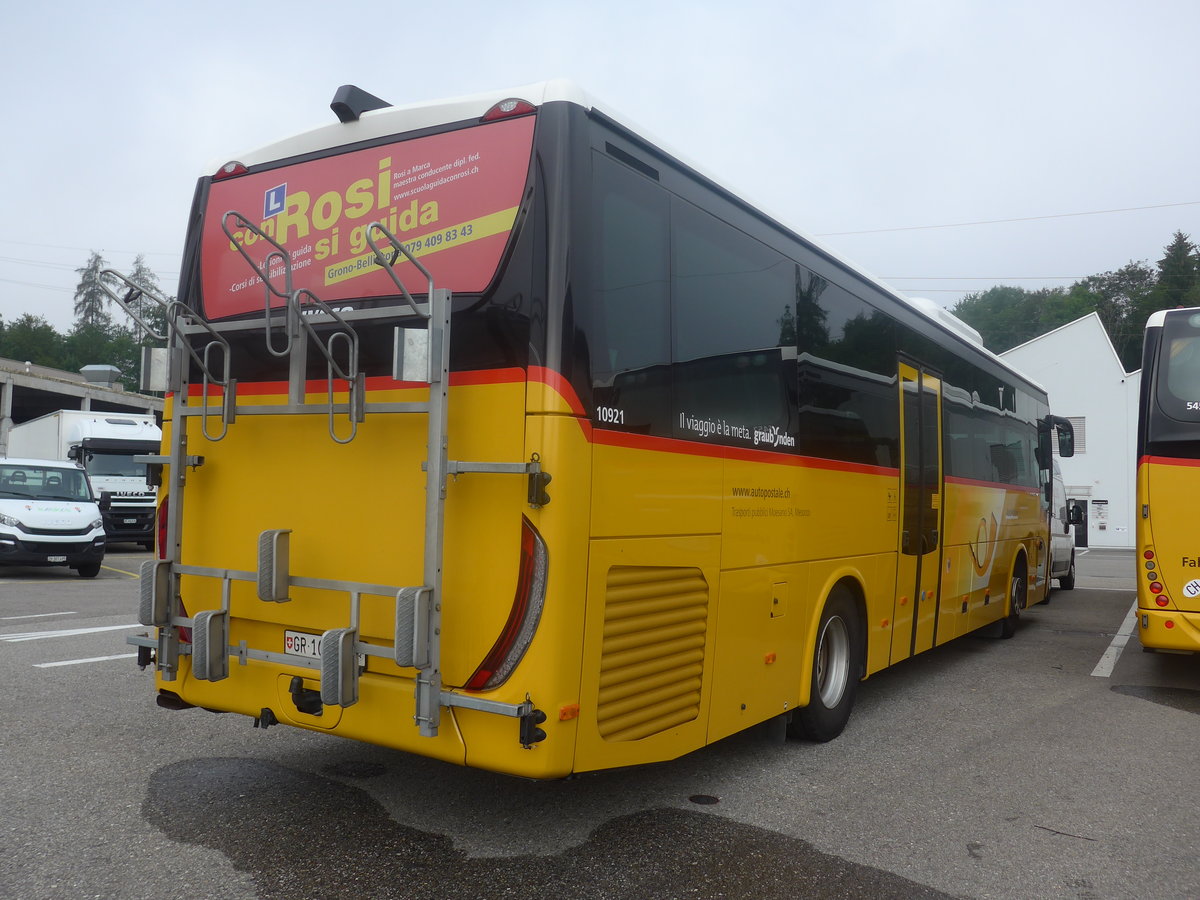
[1136,307,1200,651]
[119,82,1074,778]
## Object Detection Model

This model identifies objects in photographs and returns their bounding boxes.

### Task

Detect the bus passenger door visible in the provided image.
[892,362,944,663]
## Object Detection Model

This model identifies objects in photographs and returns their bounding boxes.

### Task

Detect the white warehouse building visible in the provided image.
[999,312,1139,550]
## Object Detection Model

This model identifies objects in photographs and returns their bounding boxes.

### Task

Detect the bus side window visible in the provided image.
[589,152,671,434]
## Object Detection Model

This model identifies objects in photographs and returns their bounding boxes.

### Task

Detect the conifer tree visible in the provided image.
[72,251,117,327]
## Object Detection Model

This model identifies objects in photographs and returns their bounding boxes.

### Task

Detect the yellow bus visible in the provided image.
[1136,306,1200,651]
[119,81,1074,778]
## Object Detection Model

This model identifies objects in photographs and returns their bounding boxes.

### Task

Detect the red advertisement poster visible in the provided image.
[199,115,536,319]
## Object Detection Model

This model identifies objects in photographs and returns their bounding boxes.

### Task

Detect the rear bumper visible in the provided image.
[1137,607,1200,652]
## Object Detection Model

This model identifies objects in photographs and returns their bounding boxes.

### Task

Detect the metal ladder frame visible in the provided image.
[117,215,547,743]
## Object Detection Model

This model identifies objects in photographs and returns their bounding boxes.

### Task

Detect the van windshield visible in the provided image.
[0,465,93,502]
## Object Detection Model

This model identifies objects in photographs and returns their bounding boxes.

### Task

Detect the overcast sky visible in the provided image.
[2,0,1198,334]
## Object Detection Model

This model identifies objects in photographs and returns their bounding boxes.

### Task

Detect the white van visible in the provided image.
[0,458,107,577]
[1047,459,1080,591]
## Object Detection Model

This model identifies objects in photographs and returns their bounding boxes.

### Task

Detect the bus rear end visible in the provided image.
[1137,307,1200,651]
[132,85,590,778]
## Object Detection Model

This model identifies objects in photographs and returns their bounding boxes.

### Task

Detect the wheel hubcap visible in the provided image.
[816,616,850,707]
[1011,575,1025,616]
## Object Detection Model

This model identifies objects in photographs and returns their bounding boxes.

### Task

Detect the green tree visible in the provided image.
[1154,230,1198,308]
[125,253,169,340]
[951,285,1037,352]
[73,251,117,327]
[0,313,65,368]
[1066,261,1157,369]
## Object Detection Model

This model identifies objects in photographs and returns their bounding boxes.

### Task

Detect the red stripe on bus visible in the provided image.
[185,367,527,397]
[1139,454,1200,468]
[528,365,587,416]
[521,369,895,474]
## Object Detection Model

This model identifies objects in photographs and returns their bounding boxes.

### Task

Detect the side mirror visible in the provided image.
[99,491,112,511]
[1044,415,1075,458]
[1067,504,1084,526]
[67,446,79,461]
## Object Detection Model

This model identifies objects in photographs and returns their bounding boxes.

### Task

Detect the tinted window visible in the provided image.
[1156,311,1200,423]
[671,199,795,442]
[589,152,672,435]
[795,283,898,467]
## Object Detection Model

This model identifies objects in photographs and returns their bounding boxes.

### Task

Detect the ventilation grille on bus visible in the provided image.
[597,566,708,742]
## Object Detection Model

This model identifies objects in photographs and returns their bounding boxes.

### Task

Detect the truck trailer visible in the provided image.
[6,411,161,548]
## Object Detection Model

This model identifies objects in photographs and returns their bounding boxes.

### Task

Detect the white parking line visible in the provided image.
[35,653,139,668]
[0,623,140,643]
[0,611,78,621]
[1091,600,1139,678]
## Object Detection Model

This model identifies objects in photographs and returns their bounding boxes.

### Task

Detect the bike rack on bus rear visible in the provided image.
[116,216,547,746]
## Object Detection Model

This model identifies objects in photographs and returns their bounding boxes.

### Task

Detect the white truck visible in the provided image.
[6,411,161,548]
[0,457,107,576]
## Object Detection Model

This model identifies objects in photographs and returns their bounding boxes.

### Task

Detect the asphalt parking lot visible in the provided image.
[2,546,1197,899]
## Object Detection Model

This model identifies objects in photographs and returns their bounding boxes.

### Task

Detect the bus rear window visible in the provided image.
[199,115,536,320]
[1157,311,1200,422]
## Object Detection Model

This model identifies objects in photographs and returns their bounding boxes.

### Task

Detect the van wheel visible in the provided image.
[788,587,862,742]
[1000,558,1027,639]
[76,562,101,578]
[1059,556,1076,591]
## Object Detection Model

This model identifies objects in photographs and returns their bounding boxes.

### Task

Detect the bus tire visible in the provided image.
[1000,557,1027,639]
[789,587,862,742]
[1059,555,1076,591]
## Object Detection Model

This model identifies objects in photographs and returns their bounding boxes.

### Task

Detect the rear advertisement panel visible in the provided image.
[200,115,536,320]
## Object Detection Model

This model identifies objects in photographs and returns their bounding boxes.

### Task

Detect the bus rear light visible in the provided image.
[1144,550,1155,560]
[213,160,248,180]
[1150,582,1164,594]
[156,496,169,560]
[1157,596,1171,607]
[1165,620,1176,629]
[465,517,548,691]
[481,98,536,122]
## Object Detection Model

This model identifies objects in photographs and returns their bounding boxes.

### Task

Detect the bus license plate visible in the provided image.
[284,631,322,660]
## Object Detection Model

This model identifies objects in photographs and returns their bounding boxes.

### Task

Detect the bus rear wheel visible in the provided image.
[788,588,862,742]
[1000,558,1027,639]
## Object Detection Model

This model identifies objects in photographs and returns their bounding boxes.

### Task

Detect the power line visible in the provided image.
[0,255,84,272]
[816,200,1200,237]
[0,237,178,258]
[0,277,72,292]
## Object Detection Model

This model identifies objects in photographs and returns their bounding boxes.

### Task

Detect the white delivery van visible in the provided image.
[1047,459,1080,591]
[6,411,161,547]
[0,458,107,577]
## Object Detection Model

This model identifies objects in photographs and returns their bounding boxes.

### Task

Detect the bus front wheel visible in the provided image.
[789,588,863,742]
